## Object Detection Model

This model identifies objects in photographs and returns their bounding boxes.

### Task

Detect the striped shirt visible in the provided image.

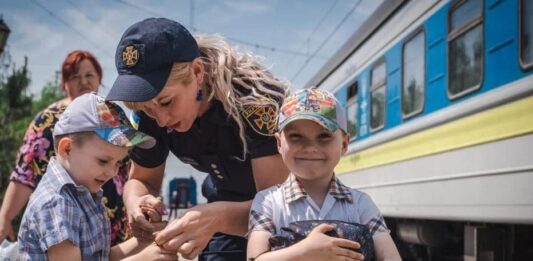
[18,157,110,260]
[249,174,389,237]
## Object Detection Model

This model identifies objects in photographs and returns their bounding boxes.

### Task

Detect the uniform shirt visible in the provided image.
[10,99,129,245]
[18,157,111,261]
[131,99,280,201]
[248,174,389,237]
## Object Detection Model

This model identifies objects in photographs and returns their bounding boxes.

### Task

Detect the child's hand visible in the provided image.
[139,196,168,222]
[128,195,166,242]
[131,196,168,241]
[297,224,365,260]
[134,242,178,260]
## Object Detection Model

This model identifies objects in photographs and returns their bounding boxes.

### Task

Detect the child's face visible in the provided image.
[276,120,349,181]
[64,135,129,193]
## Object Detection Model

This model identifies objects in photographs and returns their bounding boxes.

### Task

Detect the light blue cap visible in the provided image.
[54,92,156,149]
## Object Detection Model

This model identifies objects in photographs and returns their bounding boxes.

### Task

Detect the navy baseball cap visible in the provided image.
[107,18,200,102]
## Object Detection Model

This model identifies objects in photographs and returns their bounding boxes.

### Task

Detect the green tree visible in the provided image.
[0,58,65,233]
[0,57,33,200]
[32,81,64,115]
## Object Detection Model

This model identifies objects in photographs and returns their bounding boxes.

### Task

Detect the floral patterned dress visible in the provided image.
[10,99,130,246]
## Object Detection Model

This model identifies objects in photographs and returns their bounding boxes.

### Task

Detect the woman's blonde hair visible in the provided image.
[125,34,290,159]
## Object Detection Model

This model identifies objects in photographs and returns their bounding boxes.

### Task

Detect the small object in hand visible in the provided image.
[269,220,374,260]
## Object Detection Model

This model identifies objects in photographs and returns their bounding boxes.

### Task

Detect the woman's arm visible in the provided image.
[154,200,251,259]
[373,233,402,261]
[154,154,288,259]
[0,181,33,242]
[123,162,166,235]
[124,161,166,198]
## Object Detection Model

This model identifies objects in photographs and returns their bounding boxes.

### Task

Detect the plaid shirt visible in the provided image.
[18,157,111,260]
[249,174,388,237]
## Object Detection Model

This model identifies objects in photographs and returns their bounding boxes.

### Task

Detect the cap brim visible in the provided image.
[106,67,171,102]
[279,113,339,133]
[95,127,156,149]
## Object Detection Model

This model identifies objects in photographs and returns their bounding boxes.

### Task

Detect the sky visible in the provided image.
[0,0,381,203]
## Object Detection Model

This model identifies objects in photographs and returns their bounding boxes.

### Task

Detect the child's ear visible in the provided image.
[341,133,349,154]
[57,137,73,158]
[275,132,282,153]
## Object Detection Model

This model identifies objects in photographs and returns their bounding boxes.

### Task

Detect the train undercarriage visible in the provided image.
[387,218,533,261]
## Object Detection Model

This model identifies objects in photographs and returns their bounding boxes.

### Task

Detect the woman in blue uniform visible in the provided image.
[106,18,290,261]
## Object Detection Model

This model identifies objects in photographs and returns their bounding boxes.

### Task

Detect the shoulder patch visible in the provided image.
[241,104,278,136]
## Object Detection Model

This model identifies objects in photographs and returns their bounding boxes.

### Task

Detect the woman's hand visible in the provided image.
[295,224,364,261]
[128,194,165,241]
[154,203,220,260]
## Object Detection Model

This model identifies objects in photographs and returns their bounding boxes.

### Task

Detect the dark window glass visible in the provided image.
[448,0,483,98]
[521,0,533,67]
[402,31,425,117]
[370,86,386,130]
[370,60,386,131]
[449,26,483,95]
[346,82,358,139]
[450,0,482,32]
[371,62,386,87]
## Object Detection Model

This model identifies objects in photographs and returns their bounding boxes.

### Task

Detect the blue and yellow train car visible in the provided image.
[307,0,532,259]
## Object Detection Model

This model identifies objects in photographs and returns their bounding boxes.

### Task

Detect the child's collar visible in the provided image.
[283,173,353,204]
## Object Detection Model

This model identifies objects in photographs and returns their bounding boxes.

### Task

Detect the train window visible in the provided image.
[402,29,425,118]
[520,0,533,69]
[346,81,358,140]
[448,0,484,99]
[370,59,386,131]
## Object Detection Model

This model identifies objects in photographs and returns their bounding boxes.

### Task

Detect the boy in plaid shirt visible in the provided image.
[247,89,401,261]
[18,93,176,260]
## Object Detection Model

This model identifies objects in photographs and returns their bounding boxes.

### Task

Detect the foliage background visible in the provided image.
[0,57,64,230]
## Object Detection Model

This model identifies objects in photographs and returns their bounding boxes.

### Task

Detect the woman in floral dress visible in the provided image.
[0,50,129,246]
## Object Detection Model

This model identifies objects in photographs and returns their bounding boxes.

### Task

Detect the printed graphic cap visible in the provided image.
[54,93,156,149]
[278,88,347,133]
[107,18,200,102]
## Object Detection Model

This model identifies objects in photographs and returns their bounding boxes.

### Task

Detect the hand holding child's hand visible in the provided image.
[140,197,166,222]
[297,224,365,261]
[129,195,167,241]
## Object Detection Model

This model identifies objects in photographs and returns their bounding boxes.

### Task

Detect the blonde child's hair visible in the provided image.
[125,34,290,159]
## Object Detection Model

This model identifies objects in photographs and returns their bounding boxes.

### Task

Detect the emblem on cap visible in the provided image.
[122,45,139,67]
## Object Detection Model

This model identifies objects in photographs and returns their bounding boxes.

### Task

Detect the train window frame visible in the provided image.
[401,27,426,119]
[519,0,533,70]
[370,57,387,132]
[346,80,358,141]
[446,0,485,100]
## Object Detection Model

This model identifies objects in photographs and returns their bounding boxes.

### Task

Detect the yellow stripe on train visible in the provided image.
[336,96,533,174]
